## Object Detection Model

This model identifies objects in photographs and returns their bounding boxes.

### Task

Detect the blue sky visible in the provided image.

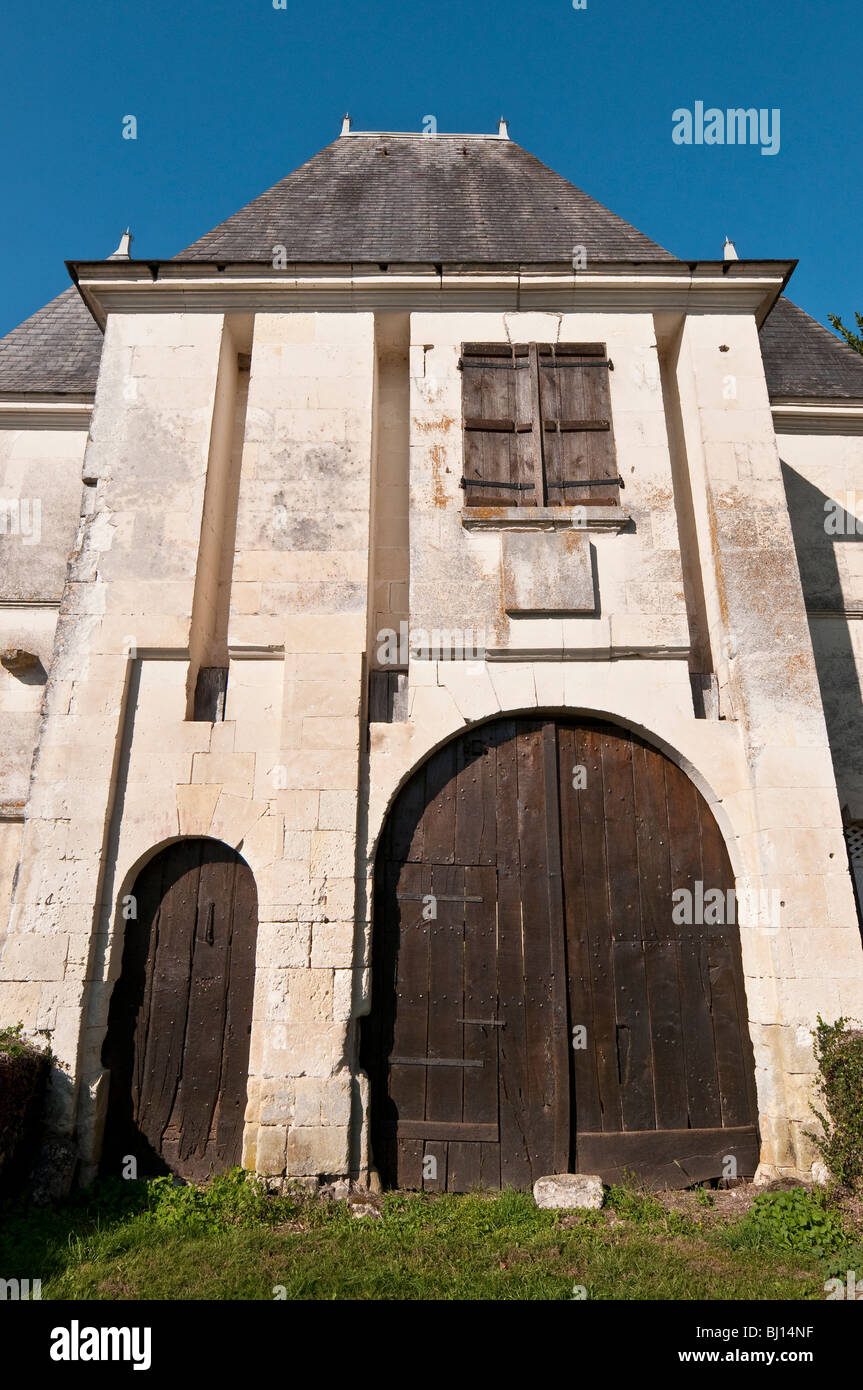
[1,0,859,338]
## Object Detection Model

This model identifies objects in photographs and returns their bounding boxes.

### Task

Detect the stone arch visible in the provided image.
[369,704,746,884]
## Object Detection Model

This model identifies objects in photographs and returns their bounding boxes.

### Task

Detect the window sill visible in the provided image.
[461,506,630,533]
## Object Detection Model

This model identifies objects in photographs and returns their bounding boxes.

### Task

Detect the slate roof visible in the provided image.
[2,135,862,403]
[178,134,678,264]
[759,295,863,401]
[0,287,103,396]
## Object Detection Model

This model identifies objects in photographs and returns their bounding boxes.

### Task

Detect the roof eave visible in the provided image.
[67,258,797,322]
[0,395,94,428]
[770,398,863,434]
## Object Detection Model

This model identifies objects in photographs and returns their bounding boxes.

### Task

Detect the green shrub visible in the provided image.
[144,1167,308,1234]
[0,1023,51,1195]
[730,1187,847,1260]
[807,1015,863,1190]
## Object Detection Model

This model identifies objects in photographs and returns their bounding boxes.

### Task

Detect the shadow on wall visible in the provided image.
[782,461,863,930]
[0,651,47,685]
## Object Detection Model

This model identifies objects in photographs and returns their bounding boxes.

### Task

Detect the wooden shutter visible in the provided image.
[460,344,536,506]
[539,344,620,506]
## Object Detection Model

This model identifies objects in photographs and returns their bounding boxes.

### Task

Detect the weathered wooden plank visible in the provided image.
[479,1144,502,1189]
[542,721,571,1174]
[140,845,201,1159]
[517,723,558,1182]
[679,938,724,1129]
[577,1125,760,1188]
[553,343,607,358]
[601,731,655,1133]
[462,350,523,506]
[642,939,689,1132]
[388,763,427,862]
[421,742,458,865]
[445,1142,483,1192]
[421,1140,447,1191]
[601,729,641,944]
[216,849,259,1167]
[549,353,586,505]
[174,847,235,1170]
[425,864,465,1126]
[463,864,499,1128]
[387,861,430,1142]
[389,1120,498,1142]
[582,354,618,503]
[700,786,757,1130]
[612,940,656,1132]
[514,345,538,503]
[192,665,228,722]
[576,725,622,1134]
[633,740,672,944]
[454,735,497,866]
[665,758,722,1128]
[633,742,688,1131]
[527,344,547,505]
[557,723,603,1139]
[101,853,165,1176]
[397,1137,424,1191]
[495,722,533,1189]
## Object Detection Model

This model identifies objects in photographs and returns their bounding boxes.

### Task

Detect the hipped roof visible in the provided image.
[0,131,860,403]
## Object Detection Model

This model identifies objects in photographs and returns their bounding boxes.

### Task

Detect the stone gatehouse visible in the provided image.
[2,119,863,1190]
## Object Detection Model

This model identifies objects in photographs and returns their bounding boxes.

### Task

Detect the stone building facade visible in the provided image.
[2,121,863,1189]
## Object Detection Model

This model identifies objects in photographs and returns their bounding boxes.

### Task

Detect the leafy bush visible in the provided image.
[144,1167,309,1234]
[807,1015,863,1190]
[731,1187,847,1260]
[0,1023,51,1195]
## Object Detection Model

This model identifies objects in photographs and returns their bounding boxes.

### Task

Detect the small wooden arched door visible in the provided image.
[101,839,258,1181]
[362,718,759,1191]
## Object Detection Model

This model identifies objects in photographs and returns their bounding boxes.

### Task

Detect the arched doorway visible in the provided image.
[361,717,759,1191]
[100,838,258,1181]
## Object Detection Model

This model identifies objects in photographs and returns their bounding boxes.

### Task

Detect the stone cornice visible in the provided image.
[0,398,93,429]
[772,401,863,435]
[67,259,795,327]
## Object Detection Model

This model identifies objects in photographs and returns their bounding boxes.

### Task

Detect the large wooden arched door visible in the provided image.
[362,718,759,1191]
[101,839,258,1181]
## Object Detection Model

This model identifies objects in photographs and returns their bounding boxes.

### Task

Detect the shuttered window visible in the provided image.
[460,342,620,508]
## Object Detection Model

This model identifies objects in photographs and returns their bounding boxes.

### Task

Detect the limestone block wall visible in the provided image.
[0,423,90,943]
[408,310,689,659]
[0,424,89,606]
[0,305,378,1180]
[0,310,228,1139]
[779,430,863,819]
[360,304,863,1182]
[226,310,376,1177]
[669,314,863,1174]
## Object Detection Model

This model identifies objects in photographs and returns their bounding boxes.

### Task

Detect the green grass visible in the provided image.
[0,1171,855,1301]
